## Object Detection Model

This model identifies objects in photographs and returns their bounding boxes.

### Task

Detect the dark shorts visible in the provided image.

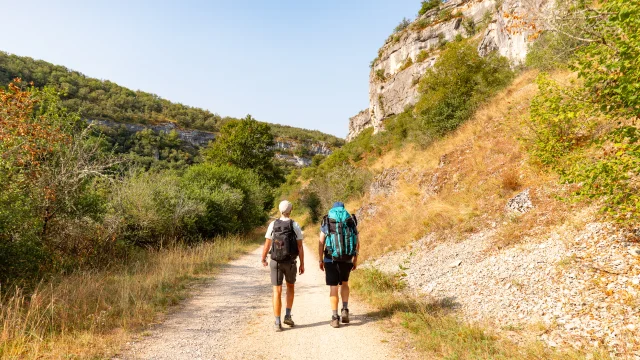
[270,260,297,286]
[324,261,353,286]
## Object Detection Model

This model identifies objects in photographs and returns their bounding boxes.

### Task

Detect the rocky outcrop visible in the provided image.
[272,139,333,167]
[479,0,552,62]
[88,119,215,147]
[506,189,534,214]
[347,109,372,142]
[90,119,333,167]
[274,154,312,167]
[346,0,548,141]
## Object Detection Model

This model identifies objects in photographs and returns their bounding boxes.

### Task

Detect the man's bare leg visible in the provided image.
[286,283,295,309]
[283,282,295,326]
[330,285,340,327]
[340,282,350,323]
[273,285,282,318]
[330,285,340,312]
[340,282,350,303]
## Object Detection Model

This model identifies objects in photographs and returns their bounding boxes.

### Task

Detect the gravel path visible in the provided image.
[118,245,414,360]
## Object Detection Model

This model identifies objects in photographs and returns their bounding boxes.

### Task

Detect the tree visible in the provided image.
[202,115,284,187]
[418,0,440,16]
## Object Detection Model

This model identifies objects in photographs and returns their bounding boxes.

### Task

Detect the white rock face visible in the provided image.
[347,0,548,141]
[479,0,552,63]
[347,109,372,142]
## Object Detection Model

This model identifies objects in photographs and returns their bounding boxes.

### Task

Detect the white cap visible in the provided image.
[279,200,293,215]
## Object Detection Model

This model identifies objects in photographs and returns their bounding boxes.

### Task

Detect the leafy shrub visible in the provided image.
[437,33,448,48]
[463,17,476,35]
[399,57,414,72]
[375,69,387,82]
[416,50,430,63]
[563,127,640,222]
[419,0,440,16]
[573,0,640,117]
[526,75,601,166]
[439,8,454,22]
[110,171,204,246]
[524,0,640,224]
[182,164,268,236]
[415,41,513,135]
[411,18,433,31]
[394,18,412,33]
[300,190,322,223]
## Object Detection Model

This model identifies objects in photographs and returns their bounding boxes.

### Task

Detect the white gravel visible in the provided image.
[116,246,417,360]
[367,222,640,357]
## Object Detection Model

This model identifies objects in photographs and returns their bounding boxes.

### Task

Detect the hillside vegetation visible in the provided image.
[0,51,344,147]
[283,0,639,357]
[0,80,280,357]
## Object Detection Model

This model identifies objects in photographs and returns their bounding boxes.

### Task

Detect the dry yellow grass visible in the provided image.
[0,234,260,359]
[348,71,584,260]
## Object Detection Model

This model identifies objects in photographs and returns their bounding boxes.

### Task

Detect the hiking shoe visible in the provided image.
[330,315,340,328]
[341,308,350,324]
[274,323,283,332]
[284,315,295,327]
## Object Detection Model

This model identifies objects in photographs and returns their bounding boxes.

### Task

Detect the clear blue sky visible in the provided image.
[1,0,420,138]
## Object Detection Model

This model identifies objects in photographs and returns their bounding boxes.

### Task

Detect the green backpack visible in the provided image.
[323,207,358,261]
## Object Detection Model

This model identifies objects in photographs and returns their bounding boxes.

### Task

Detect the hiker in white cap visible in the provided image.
[261,200,305,332]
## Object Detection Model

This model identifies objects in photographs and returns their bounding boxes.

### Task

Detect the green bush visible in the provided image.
[573,0,640,117]
[462,17,476,35]
[527,75,640,224]
[300,190,322,223]
[411,18,433,31]
[416,50,430,63]
[399,57,414,71]
[526,75,601,166]
[563,127,640,222]
[418,0,440,16]
[182,164,268,236]
[438,8,454,22]
[375,69,387,82]
[415,41,513,135]
[524,1,640,225]
[110,171,204,246]
[394,18,412,33]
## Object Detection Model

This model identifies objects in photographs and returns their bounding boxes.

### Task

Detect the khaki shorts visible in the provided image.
[270,260,297,286]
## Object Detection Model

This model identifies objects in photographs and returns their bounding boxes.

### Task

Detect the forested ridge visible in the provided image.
[0,51,344,146]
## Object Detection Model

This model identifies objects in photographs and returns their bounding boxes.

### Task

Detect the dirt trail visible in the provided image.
[118,245,415,360]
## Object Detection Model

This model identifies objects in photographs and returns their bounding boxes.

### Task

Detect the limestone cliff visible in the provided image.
[348,0,548,141]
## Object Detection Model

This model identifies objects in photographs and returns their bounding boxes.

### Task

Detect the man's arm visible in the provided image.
[297,240,305,275]
[261,238,272,267]
[318,233,326,271]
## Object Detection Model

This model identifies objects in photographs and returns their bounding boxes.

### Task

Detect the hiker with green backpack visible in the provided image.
[318,201,360,328]
[261,200,305,332]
